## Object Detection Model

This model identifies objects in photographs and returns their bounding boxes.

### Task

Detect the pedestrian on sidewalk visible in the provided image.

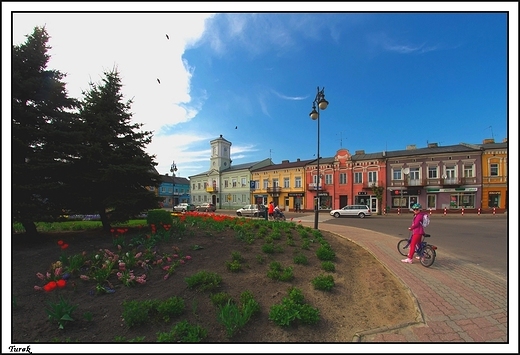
[268,201,275,220]
[401,203,427,264]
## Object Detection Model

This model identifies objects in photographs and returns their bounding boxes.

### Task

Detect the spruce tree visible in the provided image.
[12,26,79,235]
[76,68,161,231]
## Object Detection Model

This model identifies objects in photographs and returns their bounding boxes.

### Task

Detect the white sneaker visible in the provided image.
[401,258,413,264]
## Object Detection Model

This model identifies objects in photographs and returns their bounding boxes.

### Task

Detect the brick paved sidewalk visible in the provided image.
[298,218,513,350]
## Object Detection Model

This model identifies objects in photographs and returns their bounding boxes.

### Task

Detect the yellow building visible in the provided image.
[480,138,508,209]
[251,159,314,212]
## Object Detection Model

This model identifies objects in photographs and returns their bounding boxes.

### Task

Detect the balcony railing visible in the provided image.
[441,178,461,186]
[266,186,282,193]
[206,186,218,193]
[460,177,477,184]
[307,183,324,191]
[482,176,507,184]
[404,178,426,187]
[362,181,383,189]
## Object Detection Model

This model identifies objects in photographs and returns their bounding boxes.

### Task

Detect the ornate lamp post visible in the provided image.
[170,161,178,211]
[309,87,329,229]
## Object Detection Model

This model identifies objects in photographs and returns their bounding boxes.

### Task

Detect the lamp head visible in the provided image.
[310,109,319,120]
[318,99,328,110]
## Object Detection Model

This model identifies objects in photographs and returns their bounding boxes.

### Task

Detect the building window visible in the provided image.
[428,166,438,179]
[393,169,402,180]
[339,173,347,184]
[427,194,436,209]
[325,174,333,185]
[490,163,499,176]
[368,171,377,183]
[197,182,201,190]
[464,164,474,177]
[354,172,362,184]
[284,177,290,188]
[273,178,279,187]
[263,179,269,189]
[232,179,237,187]
[409,167,420,180]
[445,165,456,177]
[224,180,229,188]
[241,177,247,187]
[295,176,302,188]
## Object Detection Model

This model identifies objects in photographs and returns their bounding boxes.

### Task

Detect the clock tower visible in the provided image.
[210,135,232,171]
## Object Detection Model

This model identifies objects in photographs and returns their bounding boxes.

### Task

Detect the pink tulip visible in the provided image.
[163,274,169,280]
[34,286,43,291]
[36,272,45,280]
[185,255,192,260]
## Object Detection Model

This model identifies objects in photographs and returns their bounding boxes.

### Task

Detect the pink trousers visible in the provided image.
[408,233,423,259]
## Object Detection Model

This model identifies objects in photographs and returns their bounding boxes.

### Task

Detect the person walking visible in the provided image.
[401,203,426,264]
[268,201,275,220]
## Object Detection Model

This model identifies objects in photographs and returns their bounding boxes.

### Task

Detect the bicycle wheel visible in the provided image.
[397,239,410,256]
[419,245,436,267]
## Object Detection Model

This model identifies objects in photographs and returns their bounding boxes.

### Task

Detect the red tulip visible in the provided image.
[57,240,64,246]
[56,279,66,288]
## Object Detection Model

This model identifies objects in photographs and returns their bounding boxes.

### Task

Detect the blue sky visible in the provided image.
[6,3,517,181]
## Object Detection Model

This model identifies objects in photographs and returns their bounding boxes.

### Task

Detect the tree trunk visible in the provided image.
[21,220,38,236]
[99,208,112,232]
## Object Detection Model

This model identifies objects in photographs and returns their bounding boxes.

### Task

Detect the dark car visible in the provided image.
[236,204,266,218]
[196,203,216,212]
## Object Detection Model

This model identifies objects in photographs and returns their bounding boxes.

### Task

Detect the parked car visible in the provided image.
[329,205,372,218]
[173,203,196,212]
[236,204,266,218]
[196,202,216,212]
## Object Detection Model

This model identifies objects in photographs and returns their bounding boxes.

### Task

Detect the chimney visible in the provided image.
[483,138,495,144]
[427,143,438,148]
[282,160,289,164]
[355,150,365,155]
[296,158,300,162]
[406,144,417,150]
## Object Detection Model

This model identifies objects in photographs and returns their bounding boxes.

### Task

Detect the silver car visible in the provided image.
[329,205,372,218]
[236,204,266,218]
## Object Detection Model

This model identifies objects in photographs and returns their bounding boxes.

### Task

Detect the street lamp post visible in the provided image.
[170,161,177,211]
[309,87,329,229]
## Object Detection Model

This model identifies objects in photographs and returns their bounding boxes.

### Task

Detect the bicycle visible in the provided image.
[397,233,437,267]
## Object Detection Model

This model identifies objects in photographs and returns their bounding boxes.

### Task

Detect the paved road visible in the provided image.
[321,213,508,278]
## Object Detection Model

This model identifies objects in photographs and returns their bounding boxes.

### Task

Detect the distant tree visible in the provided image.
[371,184,385,215]
[75,68,161,231]
[12,26,79,235]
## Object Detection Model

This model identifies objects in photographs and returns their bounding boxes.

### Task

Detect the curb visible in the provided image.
[325,230,425,342]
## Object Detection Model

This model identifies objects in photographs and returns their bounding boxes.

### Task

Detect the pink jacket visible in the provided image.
[409,211,426,236]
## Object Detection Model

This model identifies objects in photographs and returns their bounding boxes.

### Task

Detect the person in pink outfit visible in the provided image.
[401,203,426,264]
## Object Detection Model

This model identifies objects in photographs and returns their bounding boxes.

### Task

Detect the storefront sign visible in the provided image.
[426,187,478,193]
[358,192,367,195]
[392,189,421,195]
[288,193,304,197]
[318,192,329,196]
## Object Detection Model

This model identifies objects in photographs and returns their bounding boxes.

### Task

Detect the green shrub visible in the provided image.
[268,287,320,327]
[122,300,157,327]
[156,296,185,322]
[226,259,242,272]
[217,291,260,338]
[261,243,275,254]
[293,253,308,265]
[185,270,222,291]
[146,209,173,228]
[312,274,335,291]
[210,292,234,307]
[315,244,336,261]
[156,320,208,342]
[267,262,294,281]
[321,261,335,272]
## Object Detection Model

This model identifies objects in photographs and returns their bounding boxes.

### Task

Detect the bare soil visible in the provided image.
[11,221,417,344]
